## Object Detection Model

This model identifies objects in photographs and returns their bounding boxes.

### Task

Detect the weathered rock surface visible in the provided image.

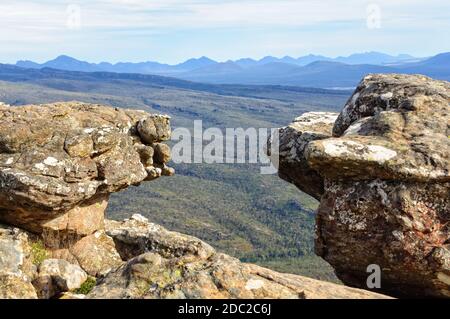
[273,112,338,200]
[33,259,87,299]
[88,215,389,299]
[69,230,122,277]
[0,215,389,299]
[0,102,171,231]
[274,74,450,298]
[0,224,37,299]
[0,102,172,256]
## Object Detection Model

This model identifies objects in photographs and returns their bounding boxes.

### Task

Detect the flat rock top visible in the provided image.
[0,102,171,215]
[305,74,450,181]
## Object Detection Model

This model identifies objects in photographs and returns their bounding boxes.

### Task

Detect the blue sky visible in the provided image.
[1,0,449,64]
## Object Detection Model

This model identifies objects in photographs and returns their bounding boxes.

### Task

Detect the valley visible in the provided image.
[0,67,351,281]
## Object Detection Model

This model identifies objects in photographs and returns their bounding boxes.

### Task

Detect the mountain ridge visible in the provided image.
[12,52,450,88]
[15,51,423,72]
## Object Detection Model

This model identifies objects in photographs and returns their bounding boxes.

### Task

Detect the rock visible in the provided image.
[272,74,450,298]
[153,143,172,165]
[0,102,173,275]
[272,112,338,200]
[0,224,36,280]
[0,102,173,237]
[89,216,389,299]
[0,274,38,299]
[59,292,86,299]
[308,74,450,181]
[0,224,38,298]
[70,231,123,277]
[33,259,87,299]
[41,194,108,250]
[137,115,171,144]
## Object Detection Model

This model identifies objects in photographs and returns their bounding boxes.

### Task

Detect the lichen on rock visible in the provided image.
[0,101,173,254]
[273,74,450,298]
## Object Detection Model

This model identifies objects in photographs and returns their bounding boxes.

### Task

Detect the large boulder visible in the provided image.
[0,102,173,257]
[273,74,450,298]
[88,215,389,299]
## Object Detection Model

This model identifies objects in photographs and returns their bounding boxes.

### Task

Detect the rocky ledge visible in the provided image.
[0,215,389,299]
[272,74,449,298]
[0,101,388,299]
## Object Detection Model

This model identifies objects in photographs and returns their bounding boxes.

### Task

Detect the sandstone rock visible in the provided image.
[70,231,123,277]
[89,216,389,299]
[137,115,171,144]
[33,259,87,299]
[308,74,450,182]
[42,195,108,251]
[105,214,216,261]
[0,274,38,299]
[0,102,173,236]
[0,224,38,298]
[273,74,450,298]
[0,224,36,279]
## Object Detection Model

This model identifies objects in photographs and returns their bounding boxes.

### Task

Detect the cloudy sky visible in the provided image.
[0,0,448,64]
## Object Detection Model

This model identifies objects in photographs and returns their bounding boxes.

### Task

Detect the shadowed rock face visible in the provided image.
[0,102,173,235]
[274,74,450,298]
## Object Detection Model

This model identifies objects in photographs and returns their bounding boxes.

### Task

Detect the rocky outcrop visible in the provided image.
[0,102,173,260]
[0,101,391,299]
[273,74,450,298]
[0,224,37,299]
[88,215,389,299]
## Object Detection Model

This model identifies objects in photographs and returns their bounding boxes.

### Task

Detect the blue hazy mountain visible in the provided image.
[15,51,421,73]
[11,52,449,88]
[175,56,217,70]
[333,52,417,65]
[16,55,217,75]
[172,55,449,88]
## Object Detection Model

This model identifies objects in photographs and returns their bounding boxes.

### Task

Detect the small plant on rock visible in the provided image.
[74,277,97,295]
[30,240,49,266]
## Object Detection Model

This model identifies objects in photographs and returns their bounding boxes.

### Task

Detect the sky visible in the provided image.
[0,0,449,64]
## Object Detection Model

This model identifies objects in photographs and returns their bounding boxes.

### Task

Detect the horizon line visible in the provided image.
[11,50,447,66]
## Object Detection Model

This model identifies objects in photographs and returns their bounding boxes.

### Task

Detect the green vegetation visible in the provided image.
[0,70,349,282]
[30,240,49,266]
[254,256,341,283]
[74,277,97,295]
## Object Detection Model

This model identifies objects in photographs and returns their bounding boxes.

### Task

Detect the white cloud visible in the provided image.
[0,0,448,63]
[1,0,448,30]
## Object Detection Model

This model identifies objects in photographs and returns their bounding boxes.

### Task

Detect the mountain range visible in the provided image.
[12,52,450,88]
